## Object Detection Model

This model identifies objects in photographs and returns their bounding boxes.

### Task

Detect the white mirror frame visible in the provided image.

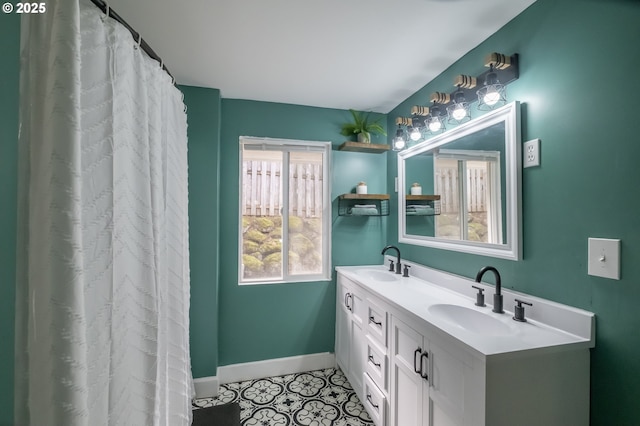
[398,101,522,260]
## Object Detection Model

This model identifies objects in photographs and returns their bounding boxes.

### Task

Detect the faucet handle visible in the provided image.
[388,259,395,272]
[513,299,533,322]
[403,264,411,277]
[471,285,485,307]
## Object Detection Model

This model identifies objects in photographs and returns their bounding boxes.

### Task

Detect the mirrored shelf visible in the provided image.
[406,195,441,216]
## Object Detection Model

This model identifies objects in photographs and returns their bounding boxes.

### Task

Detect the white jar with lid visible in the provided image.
[410,182,422,195]
[356,182,368,194]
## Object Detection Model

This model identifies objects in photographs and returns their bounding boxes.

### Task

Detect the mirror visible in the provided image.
[398,102,521,260]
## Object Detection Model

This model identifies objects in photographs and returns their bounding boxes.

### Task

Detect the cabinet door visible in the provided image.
[429,341,464,426]
[335,277,367,398]
[335,284,351,372]
[348,289,366,397]
[390,317,429,426]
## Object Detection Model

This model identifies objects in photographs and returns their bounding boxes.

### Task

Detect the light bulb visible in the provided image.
[428,119,441,133]
[393,136,406,150]
[410,127,421,141]
[483,89,501,106]
[452,105,467,121]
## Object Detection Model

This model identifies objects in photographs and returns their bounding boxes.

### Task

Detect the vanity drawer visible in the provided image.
[367,300,388,348]
[364,372,387,426]
[366,336,387,391]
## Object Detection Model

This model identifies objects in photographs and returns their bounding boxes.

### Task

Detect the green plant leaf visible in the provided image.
[340,109,387,138]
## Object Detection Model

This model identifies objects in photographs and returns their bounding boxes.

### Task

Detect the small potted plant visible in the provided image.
[340,109,386,144]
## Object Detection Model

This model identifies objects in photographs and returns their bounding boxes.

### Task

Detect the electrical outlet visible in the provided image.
[523,139,540,168]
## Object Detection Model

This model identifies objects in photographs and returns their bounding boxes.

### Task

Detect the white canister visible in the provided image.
[356,182,368,194]
[410,183,422,195]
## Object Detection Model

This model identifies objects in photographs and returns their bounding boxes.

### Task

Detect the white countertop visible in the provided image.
[336,263,595,359]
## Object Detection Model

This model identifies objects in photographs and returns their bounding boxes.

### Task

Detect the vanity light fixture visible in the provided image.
[477,53,512,110]
[409,116,423,142]
[408,106,429,142]
[425,93,448,134]
[398,53,519,135]
[447,75,475,124]
[392,118,410,151]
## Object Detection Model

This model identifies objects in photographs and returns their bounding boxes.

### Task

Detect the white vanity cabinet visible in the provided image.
[335,274,367,398]
[390,316,465,426]
[335,266,594,426]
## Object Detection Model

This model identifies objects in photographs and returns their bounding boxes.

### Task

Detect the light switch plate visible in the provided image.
[588,238,621,280]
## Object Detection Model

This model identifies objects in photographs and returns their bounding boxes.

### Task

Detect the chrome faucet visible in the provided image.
[475,266,504,313]
[381,245,402,274]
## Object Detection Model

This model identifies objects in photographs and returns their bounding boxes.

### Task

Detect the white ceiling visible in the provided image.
[107,0,536,113]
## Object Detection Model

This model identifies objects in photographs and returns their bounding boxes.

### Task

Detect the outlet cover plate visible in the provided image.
[523,139,540,168]
[588,238,621,280]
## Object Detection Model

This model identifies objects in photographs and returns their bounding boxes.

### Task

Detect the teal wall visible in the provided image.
[181,86,222,378]
[387,1,640,423]
[217,99,387,365]
[0,13,20,426]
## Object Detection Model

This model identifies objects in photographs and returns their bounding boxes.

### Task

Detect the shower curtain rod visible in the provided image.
[89,0,177,86]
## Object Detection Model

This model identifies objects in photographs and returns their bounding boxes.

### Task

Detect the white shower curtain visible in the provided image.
[15,0,193,424]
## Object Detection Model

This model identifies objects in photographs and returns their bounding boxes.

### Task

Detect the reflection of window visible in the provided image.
[434,149,502,243]
[239,137,331,284]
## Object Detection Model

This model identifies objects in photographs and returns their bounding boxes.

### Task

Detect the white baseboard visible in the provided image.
[193,375,220,399]
[192,352,336,399]
[219,352,335,385]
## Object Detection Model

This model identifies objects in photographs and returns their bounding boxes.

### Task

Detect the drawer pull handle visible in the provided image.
[366,393,379,410]
[368,354,381,368]
[420,352,429,382]
[369,316,382,326]
[414,348,422,374]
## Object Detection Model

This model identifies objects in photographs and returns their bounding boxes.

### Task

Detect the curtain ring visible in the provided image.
[102,3,109,21]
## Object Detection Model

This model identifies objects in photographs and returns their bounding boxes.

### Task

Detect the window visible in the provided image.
[434,149,502,244]
[239,137,331,284]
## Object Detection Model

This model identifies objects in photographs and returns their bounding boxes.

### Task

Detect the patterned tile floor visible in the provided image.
[192,367,374,425]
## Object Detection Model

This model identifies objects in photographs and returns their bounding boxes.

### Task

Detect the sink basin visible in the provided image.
[356,269,400,282]
[428,304,513,336]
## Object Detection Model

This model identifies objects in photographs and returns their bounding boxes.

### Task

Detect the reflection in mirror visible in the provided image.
[398,102,521,260]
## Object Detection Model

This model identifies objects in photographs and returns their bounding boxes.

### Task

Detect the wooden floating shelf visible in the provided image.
[340,193,390,200]
[406,195,441,201]
[338,142,390,153]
